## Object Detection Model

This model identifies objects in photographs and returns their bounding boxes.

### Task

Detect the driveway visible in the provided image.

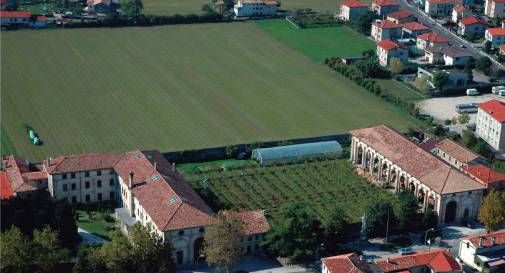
[78,227,107,245]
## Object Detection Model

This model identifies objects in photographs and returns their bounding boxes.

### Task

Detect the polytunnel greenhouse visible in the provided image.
[251,141,342,165]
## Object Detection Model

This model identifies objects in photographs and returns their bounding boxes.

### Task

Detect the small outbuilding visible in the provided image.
[251,141,342,165]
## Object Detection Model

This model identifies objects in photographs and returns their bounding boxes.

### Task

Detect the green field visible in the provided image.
[183,158,397,223]
[76,210,116,240]
[2,23,421,161]
[256,19,375,63]
[376,79,427,102]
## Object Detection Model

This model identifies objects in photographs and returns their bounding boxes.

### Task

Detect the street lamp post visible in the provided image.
[424,228,435,252]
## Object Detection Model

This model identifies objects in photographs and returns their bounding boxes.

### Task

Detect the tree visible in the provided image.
[394,191,419,229]
[479,190,505,231]
[121,0,143,20]
[353,12,378,35]
[203,211,244,273]
[33,226,70,273]
[461,130,478,148]
[476,57,492,75]
[130,225,175,273]
[484,41,492,53]
[263,202,322,263]
[99,231,135,273]
[365,199,396,237]
[432,71,449,90]
[474,140,493,159]
[415,75,430,92]
[0,227,32,273]
[362,49,376,58]
[458,112,470,124]
[73,246,107,273]
[322,207,349,255]
[389,57,404,74]
[422,208,438,229]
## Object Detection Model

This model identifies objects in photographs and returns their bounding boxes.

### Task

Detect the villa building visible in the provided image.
[485,28,505,48]
[435,139,487,169]
[416,32,449,51]
[233,0,277,17]
[458,16,489,37]
[476,99,505,150]
[350,125,485,224]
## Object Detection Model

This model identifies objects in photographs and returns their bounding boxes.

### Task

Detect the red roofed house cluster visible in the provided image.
[457,16,489,37]
[340,0,369,21]
[1,150,270,265]
[458,229,505,272]
[476,99,505,150]
[416,32,449,51]
[351,125,485,224]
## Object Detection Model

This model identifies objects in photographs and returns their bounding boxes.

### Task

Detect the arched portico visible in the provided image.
[445,201,457,223]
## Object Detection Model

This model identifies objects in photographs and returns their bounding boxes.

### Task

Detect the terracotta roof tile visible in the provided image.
[44,153,121,174]
[342,0,369,8]
[0,171,14,199]
[417,32,449,43]
[459,16,488,26]
[373,20,402,29]
[479,99,505,122]
[464,164,505,186]
[463,229,505,249]
[487,28,505,36]
[377,40,405,51]
[322,253,373,273]
[2,155,44,194]
[387,10,413,19]
[375,249,461,272]
[0,11,31,18]
[235,210,270,235]
[403,22,430,31]
[373,0,399,6]
[351,125,485,194]
[436,139,482,164]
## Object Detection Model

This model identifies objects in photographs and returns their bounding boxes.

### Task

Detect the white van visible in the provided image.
[466,89,479,96]
[492,86,505,94]
[499,90,505,96]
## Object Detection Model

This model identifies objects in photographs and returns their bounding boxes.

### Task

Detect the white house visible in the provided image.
[340,0,369,21]
[476,99,505,150]
[425,0,456,17]
[234,0,277,17]
[485,0,505,18]
[416,32,449,51]
[485,28,505,48]
[452,4,471,22]
[376,39,408,66]
[371,0,400,17]
[458,230,505,272]
[371,20,402,41]
[386,9,416,24]
[458,16,489,37]
[441,46,473,66]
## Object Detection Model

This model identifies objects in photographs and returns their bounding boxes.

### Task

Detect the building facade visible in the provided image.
[416,32,449,51]
[376,40,408,66]
[476,99,505,150]
[386,9,416,24]
[340,0,369,21]
[233,0,277,17]
[425,0,455,16]
[402,22,431,38]
[458,17,488,37]
[371,20,402,41]
[458,230,505,273]
[371,0,400,17]
[435,139,487,169]
[485,0,505,18]
[485,28,505,48]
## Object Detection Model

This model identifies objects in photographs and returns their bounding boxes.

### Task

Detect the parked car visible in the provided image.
[492,86,505,94]
[456,103,479,113]
[500,90,505,96]
[466,88,479,96]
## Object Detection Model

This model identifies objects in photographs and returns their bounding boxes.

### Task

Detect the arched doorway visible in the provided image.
[193,237,204,263]
[445,201,457,223]
[357,147,364,164]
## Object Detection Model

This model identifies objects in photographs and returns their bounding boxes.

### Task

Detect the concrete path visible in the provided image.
[78,227,107,245]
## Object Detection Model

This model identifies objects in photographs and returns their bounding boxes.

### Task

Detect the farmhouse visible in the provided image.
[371,0,400,17]
[476,99,505,150]
[463,164,505,191]
[402,22,431,38]
[376,40,408,66]
[458,230,505,272]
[416,32,449,51]
[371,20,402,41]
[350,125,485,224]
[340,0,369,21]
[321,253,374,273]
[425,0,456,17]
[485,0,505,18]
[375,249,462,272]
[233,0,277,17]
[485,28,505,48]
[386,10,416,24]
[452,4,470,23]
[2,150,270,265]
[434,139,487,169]
[458,16,489,37]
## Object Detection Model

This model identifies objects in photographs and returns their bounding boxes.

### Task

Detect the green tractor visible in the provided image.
[26,126,41,145]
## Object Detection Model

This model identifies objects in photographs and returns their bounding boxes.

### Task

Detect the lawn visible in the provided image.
[2,23,421,161]
[143,0,206,15]
[256,19,376,63]
[376,79,428,102]
[76,210,116,240]
[182,158,397,223]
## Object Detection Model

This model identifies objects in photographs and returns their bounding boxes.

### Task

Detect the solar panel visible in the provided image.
[169,197,177,204]
[151,175,160,181]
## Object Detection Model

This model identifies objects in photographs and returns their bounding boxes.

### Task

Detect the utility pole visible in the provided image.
[385,208,390,243]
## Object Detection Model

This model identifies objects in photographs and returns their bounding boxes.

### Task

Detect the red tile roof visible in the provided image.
[373,20,401,29]
[375,249,461,272]
[235,210,270,235]
[351,125,485,194]
[417,32,449,43]
[427,0,456,4]
[419,138,438,152]
[2,155,44,194]
[342,0,369,8]
[453,4,466,12]
[0,11,31,18]
[459,16,488,26]
[373,0,399,6]
[463,229,505,249]
[436,139,482,164]
[487,28,505,36]
[403,22,430,31]
[500,44,505,52]
[36,15,46,22]
[479,99,505,122]
[377,40,405,51]
[387,10,413,19]
[0,171,14,199]
[322,253,373,273]
[464,164,505,186]
[44,153,121,174]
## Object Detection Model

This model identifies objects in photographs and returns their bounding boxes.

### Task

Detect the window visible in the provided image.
[97,170,102,176]
[72,196,77,203]
[178,230,185,236]
[109,179,114,186]
[62,174,67,179]
[62,184,68,192]
[85,171,90,177]
[254,234,259,241]
[71,183,76,190]
[97,180,102,188]
[110,191,114,200]
[110,170,114,175]
[85,194,90,202]
[199,227,205,233]
[97,193,102,201]
[247,236,252,241]
[85,181,90,189]
[71,173,76,179]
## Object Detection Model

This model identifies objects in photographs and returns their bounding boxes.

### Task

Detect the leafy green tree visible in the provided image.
[73,245,108,273]
[458,113,470,124]
[122,0,143,20]
[484,41,492,53]
[263,202,322,263]
[362,49,376,58]
[130,225,176,273]
[476,57,492,75]
[432,71,449,90]
[353,12,378,35]
[389,57,404,74]
[474,140,493,159]
[322,206,348,255]
[415,75,430,92]
[394,191,418,229]
[422,208,438,229]
[366,199,396,237]
[99,231,135,273]
[0,227,32,273]
[33,226,70,273]
[461,130,478,148]
[203,211,244,273]
[479,190,505,231]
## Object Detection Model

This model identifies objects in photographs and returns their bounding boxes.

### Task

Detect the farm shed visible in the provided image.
[251,141,342,165]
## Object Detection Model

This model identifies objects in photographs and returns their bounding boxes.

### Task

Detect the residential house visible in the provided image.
[452,4,471,22]
[458,230,505,273]
[234,210,271,255]
[425,0,456,17]
[31,15,46,28]
[0,10,31,26]
[376,39,408,66]
[0,171,14,200]
[340,0,369,21]
[441,46,473,65]
[321,253,374,273]
[402,21,431,38]
[418,67,470,88]
[463,164,505,192]
[371,0,400,17]
[86,0,120,14]
[375,249,462,273]
[485,28,505,48]
[458,16,489,37]
[476,99,505,150]
[371,20,402,41]
[233,0,277,17]
[2,155,48,198]
[387,9,416,24]
[435,139,487,169]
[416,32,449,51]
[425,46,445,64]
[485,0,505,18]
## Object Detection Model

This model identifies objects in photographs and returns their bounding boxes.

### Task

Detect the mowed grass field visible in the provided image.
[2,23,421,161]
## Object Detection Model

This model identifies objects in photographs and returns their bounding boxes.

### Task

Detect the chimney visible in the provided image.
[128,171,134,189]
[154,162,157,171]
[172,162,176,172]
[479,237,484,247]
[47,157,52,166]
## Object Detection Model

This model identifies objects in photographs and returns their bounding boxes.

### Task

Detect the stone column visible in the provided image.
[423,191,429,212]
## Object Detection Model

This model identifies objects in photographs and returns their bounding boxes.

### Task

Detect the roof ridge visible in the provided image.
[162,201,184,231]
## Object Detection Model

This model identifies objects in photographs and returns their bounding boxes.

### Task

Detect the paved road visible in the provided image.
[397,0,505,70]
